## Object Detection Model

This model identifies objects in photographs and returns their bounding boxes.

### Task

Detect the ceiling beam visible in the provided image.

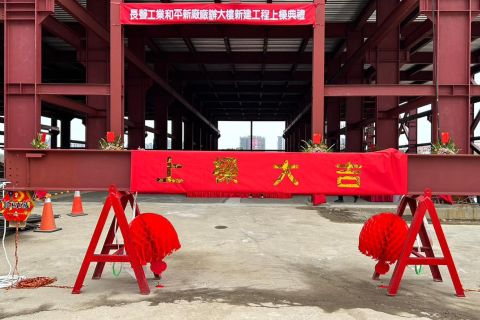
[174,71,311,82]
[148,52,311,64]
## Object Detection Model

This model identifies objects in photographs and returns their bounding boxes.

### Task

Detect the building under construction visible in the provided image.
[1,0,479,193]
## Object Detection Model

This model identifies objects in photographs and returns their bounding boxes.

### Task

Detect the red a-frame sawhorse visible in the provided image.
[72,185,151,295]
[373,189,465,297]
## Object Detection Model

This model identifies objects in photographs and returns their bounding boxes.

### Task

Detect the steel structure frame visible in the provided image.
[1,0,480,193]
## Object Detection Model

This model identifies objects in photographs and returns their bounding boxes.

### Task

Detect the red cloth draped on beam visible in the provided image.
[130,149,407,196]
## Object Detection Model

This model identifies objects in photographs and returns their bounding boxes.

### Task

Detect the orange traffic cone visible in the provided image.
[67,191,87,217]
[34,196,62,233]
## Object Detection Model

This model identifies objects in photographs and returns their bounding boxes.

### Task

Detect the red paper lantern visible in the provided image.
[441,132,450,145]
[358,213,409,274]
[129,213,181,276]
[106,131,115,143]
[313,133,322,144]
[0,191,35,225]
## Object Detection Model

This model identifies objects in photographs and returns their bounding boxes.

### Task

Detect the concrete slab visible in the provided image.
[0,196,479,319]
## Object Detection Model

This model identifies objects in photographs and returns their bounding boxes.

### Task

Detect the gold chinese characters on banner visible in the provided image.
[336,162,362,188]
[273,160,299,186]
[157,157,184,184]
[213,157,239,184]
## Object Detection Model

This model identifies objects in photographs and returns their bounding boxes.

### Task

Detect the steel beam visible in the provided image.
[5,149,480,195]
[148,52,311,64]
[329,0,418,83]
[324,85,480,97]
[42,16,83,51]
[385,96,433,117]
[40,95,101,116]
[56,0,219,135]
[37,83,110,95]
[176,71,311,82]
[311,0,325,138]
[284,104,311,135]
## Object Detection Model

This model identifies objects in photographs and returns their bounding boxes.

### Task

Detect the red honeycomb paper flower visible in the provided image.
[129,213,181,276]
[358,213,409,274]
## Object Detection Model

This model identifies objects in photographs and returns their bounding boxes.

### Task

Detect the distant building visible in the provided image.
[240,136,265,150]
[239,136,250,150]
[277,136,285,150]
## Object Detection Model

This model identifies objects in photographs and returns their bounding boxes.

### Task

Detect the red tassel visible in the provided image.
[106,131,115,143]
[313,133,322,144]
[441,132,449,145]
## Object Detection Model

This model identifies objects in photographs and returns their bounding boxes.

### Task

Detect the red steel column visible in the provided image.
[86,0,108,148]
[126,34,148,149]
[171,106,183,150]
[422,0,473,153]
[4,1,53,149]
[376,0,400,150]
[326,54,341,150]
[153,64,170,150]
[110,0,124,137]
[183,120,193,150]
[326,99,340,150]
[345,32,363,152]
[311,0,326,138]
[153,95,169,150]
[60,116,72,149]
[407,110,418,153]
[191,121,197,150]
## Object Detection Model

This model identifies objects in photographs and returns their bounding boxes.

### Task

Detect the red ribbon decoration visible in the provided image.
[441,132,450,145]
[313,133,322,144]
[40,133,47,143]
[131,149,408,195]
[106,132,115,143]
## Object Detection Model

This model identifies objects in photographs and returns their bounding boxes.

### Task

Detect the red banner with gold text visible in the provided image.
[120,3,316,25]
[131,149,407,195]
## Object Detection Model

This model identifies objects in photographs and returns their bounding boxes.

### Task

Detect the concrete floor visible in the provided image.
[0,194,479,319]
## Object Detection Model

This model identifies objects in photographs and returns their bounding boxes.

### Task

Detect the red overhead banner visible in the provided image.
[120,3,316,25]
[130,149,407,195]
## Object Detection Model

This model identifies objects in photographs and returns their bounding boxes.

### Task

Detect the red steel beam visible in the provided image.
[384,96,433,117]
[176,71,312,82]
[325,85,480,97]
[5,149,480,195]
[5,84,105,96]
[41,95,103,116]
[125,22,480,39]
[56,0,219,135]
[37,83,110,95]
[42,16,83,51]
[329,0,418,82]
